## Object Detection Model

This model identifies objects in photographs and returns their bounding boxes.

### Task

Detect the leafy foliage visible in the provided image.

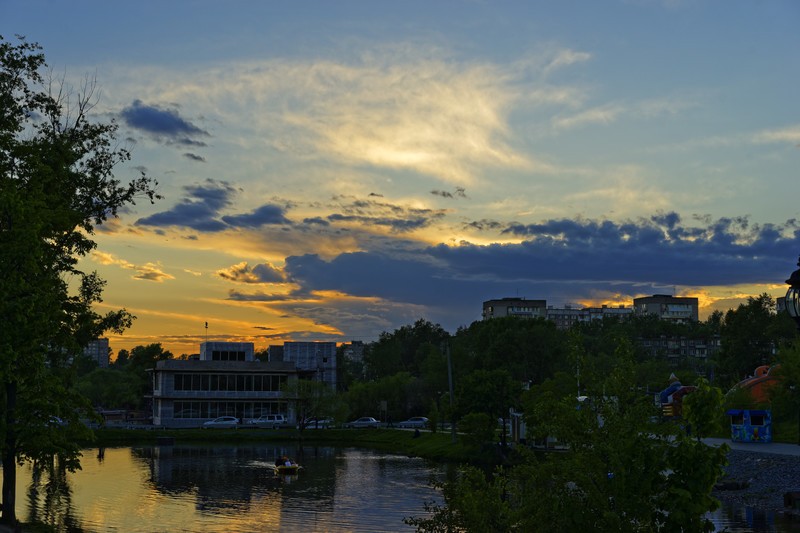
[0,35,158,524]
[407,333,729,532]
[717,294,795,385]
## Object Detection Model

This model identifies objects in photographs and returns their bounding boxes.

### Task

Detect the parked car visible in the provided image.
[248,414,286,429]
[397,416,429,429]
[202,416,240,429]
[299,417,333,429]
[343,416,380,428]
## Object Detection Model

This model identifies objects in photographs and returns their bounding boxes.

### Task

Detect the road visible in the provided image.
[704,437,800,456]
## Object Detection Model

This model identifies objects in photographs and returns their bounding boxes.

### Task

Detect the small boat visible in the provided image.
[274,463,301,476]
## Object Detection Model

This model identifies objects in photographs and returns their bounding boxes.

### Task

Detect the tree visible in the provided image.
[0,36,158,525]
[364,319,449,380]
[717,294,794,385]
[772,341,800,444]
[455,369,521,447]
[284,379,339,430]
[409,337,728,532]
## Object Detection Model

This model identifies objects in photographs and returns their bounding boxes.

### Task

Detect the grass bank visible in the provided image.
[90,427,480,463]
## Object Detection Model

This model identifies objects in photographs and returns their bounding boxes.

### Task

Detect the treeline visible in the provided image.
[335,293,797,425]
[75,293,798,425]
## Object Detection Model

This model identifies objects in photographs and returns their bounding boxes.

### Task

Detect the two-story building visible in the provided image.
[150,341,299,428]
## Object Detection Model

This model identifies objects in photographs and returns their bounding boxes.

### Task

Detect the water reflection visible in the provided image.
[709,503,800,532]
[26,458,81,532]
[21,446,791,532]
[17,445,442,532]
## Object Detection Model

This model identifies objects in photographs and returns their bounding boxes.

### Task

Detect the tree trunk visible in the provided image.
[1,380,17,526]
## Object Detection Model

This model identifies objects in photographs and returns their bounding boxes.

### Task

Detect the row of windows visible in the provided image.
[172,401,287,419]
[173,373,287,392]
[211,350,246,361]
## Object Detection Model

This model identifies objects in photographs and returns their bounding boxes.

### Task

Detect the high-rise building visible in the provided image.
[84,338,110,368]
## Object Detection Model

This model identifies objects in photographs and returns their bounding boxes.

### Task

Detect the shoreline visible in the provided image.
[713,448,800,515]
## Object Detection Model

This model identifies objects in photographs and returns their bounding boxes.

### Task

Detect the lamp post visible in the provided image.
[785,256,800,445]
[786,256,800,331]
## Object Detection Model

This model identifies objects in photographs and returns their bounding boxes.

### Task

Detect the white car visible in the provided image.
[299,417,333,429]
[344,417,380,428]
[397,416,429,429]
[248,414,286,429]
[202,416,240,429]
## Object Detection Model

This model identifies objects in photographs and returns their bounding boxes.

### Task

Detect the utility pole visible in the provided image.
[446,342,455,444]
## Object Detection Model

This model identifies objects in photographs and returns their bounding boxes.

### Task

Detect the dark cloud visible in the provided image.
[465,219,505,231]
[121,100,209,146]
[217,262,285,283]
[221,205,290,228]
[431,187,468,199]
[276,213,800,334]
[184,153,206,162]
[303,217,330,226]
[135,179,235,232]
[325,196,446,233]
[327,213,434,232]
[137,179,297,233]
[227,290,294,302]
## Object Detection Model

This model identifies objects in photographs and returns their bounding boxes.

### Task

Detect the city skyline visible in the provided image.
[3,1,798,356]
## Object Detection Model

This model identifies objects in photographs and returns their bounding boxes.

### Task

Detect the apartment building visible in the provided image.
[633,294,699,323]
[84,338,110,368]
[482,298,547,320]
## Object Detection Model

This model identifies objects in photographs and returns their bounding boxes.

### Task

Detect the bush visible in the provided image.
[458,412,495,449]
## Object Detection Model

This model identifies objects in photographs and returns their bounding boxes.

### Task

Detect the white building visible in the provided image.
[150,341,299,428]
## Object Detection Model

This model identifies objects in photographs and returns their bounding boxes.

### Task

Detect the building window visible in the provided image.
[172,372,287,392]
[211,350,246,361]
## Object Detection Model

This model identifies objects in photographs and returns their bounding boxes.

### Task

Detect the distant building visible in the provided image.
[637,334,720,361]
[482,298,547,320]
[545,305,585,330]
[634,294,699,323]
[546,305,633,330]
[267,344,284,362]
[283,341,337,389]
[342,341,365,365]
[84,338,110,368]
[200,341,253,362]
[150,341,299,428]
[482,298,633,330]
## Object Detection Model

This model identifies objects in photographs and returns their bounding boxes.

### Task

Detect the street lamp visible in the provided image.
[786,256,800,331]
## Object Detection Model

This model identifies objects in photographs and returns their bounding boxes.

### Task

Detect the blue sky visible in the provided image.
[2,0,799,355]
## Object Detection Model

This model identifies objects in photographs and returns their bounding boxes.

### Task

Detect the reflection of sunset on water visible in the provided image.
[13,445,442,532]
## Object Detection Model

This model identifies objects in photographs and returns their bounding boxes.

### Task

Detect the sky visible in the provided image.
[2,1,799,357]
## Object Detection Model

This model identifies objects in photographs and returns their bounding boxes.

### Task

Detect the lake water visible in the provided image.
[11,444,800,532]
[17,444,443,532]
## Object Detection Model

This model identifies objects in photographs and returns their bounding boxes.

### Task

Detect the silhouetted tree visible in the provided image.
[0,36,158,525]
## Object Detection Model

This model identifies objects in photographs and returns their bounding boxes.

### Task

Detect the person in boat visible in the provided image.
[284,457,293,467]
[275,456,286,468]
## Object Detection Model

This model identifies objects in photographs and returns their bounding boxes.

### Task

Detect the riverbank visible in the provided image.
[713,448,800,514]
[91,426,480,463]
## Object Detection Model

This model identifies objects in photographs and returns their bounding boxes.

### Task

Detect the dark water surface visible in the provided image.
[12,443,800,532]
[17,444,442,532]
